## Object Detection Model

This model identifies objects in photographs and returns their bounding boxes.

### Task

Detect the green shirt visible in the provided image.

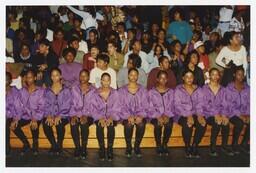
[108,52,124,72]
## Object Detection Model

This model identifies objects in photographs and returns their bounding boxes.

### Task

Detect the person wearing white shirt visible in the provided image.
[217,6,234,37]
[123,40,151,73]
[90,54,117,89]
[67,6,104,40]
[215,31,247,86]
[229,12,245,33]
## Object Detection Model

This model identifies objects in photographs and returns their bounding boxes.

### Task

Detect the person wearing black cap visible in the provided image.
[32,38,59,87]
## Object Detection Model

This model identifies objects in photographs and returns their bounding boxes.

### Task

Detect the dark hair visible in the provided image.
[193,30,202,41]
[62,47,77,57]
[170,7,185,21]
[170,39,181,48]
[108,40,118,48]
[54,27,64,35]
[214,39,223,49]
[74,15,83,23]
[39,38,50,47]
[117,22,126,30]
[158,56,169,66]
[80,69,90,76]
[157,70,168,78]
[157,28,166,35]
[19,43,31,53]
[182,69,194,77]
[96,54,110,64]
[184,50,199,66]
[50,67,62,75]
[90,44,100,50]
[101,72,111,80]
[127,28,136,36]
[129,39,141,50]
[234,65,245,74]
[128,53,142,68]
[89,29,98,37]
[154,44,164,56]
[26,69,37,77]
[19,17,29,27]
[68,36,80,45]
[6,72,12,81]
[209,68,220,75]
[128,67,139,75]
[223,31,239,46]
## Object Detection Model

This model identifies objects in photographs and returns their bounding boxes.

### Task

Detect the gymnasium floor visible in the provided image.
[6,147,249,167]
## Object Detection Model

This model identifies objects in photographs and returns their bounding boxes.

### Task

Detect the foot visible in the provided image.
[125,145,132,158]
[162,144,169,156]
[185,146,192,159]
[81,150,87,160]
[20,143,30,156]
[48,147,55,155]
[134,147,142,158]
[232,145,241,155]
[99,148,105,161]
[156,146,163,156]
[209,145,218,157]
[221,146,234,156]
[74,148,80,158]
[191,146,200,159]
[107,148,113,161]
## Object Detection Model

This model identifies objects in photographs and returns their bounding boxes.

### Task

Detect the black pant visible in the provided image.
[206,116,229,147]
[123,119,146,149]
[95,120,117,149]
[13,119,41,148]
[178,115,207,147]
[151,118,173,147]
[230,116,250,146]
[42,118,69,149]
[6,118,12,153]
[70,117,93,151]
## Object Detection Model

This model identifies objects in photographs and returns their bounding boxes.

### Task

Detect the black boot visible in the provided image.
[107,147,113,161]
[32,139,39,155]
[221,145,234,156]
[191,143,200,159]
[185,144,192,158]
[232,144,241,155]
[209,143,218,157]
[74,147,80,158]
[99,146,105,161]
[134,145,142,158]
[20,142,30,156]
[162,144,169,156]
[125,142,132,158]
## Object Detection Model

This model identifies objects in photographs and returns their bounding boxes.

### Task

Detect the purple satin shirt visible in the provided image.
[6,86,21,119]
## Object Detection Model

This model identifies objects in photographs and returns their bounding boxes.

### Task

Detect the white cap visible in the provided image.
[194,41,204,49]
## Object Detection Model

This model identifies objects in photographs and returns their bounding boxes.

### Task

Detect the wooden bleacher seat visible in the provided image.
[10,123,246,148]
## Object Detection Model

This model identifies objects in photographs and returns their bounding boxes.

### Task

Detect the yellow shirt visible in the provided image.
[108,52,124,72]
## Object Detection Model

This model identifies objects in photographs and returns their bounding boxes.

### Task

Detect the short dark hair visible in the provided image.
[128,53,142,68]
[101,72,111,80]
[68,36,80,45]
[117,22,126,30]
[158,56,169,66]
[108,40,118,48]
[209,68,220,75]
[157,70,168,78]
[182,69,194,77]
[50,67,62,75]
[128,67,139,75]
[96,54,110,64]
[26,69,37,77]
[184,50,199,66]
[80,69,90,76]
[234,65,245,74]
[39,38,50,47]
[62,47,77,58]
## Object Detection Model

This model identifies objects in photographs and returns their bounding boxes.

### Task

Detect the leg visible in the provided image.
[220,123,234,156]
[80,117,93,159]
[123,120,134,157]
[13,119,31,154]
[162,117,174,155]
[151,119,162,155]
[192,115,207,158]
[55,118,69,154]
[42,118,57,153]
[229,116,244,154]
[134,119,146,157]
[30,120,41,154]
[178,116,193,158]
[207,117,221,156]
[6,118,12,155]
[107,121,116,161]
[95,121,105,160]
[70,121,80,157]
[240,123,250,153]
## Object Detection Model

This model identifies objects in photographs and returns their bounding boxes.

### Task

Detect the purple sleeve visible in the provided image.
[195,88,204,116]
[58,88,72,117]
[89,92,104,121]
[12,90,23,120]
[221,88,232,117]
[241,87,250,116]
[164,90,175,118]
[31,89,46,120]
[107,90,121,121]
[135,89,148,118]
[44,90,53,117]
[69,87,83,117]
[118,88,131,120]
[148,90,162,119]
[174,88,193,117]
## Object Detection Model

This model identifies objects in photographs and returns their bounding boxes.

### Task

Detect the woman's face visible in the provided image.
[183,72,194,85]
[107,43,116,55]
[55,31,64,40]
[210,70,220,83]
[39,44,49,54]
[152,24,159,33]
[101,75,111,88]
[174,42,182,52]
[65,52,75,63]
[128,70,139,83]
[89,32,96,42]
[157,73,168,86]
[51,70,61,83]
[230,34,241,46]
[158,30,165,40]
[174,12,181,21]
[190,53,198,65]
[234,70,245,83]
[155,46,162,56]
[26,72,36,86]
[79,71,89,84]
[20,45,30,57]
